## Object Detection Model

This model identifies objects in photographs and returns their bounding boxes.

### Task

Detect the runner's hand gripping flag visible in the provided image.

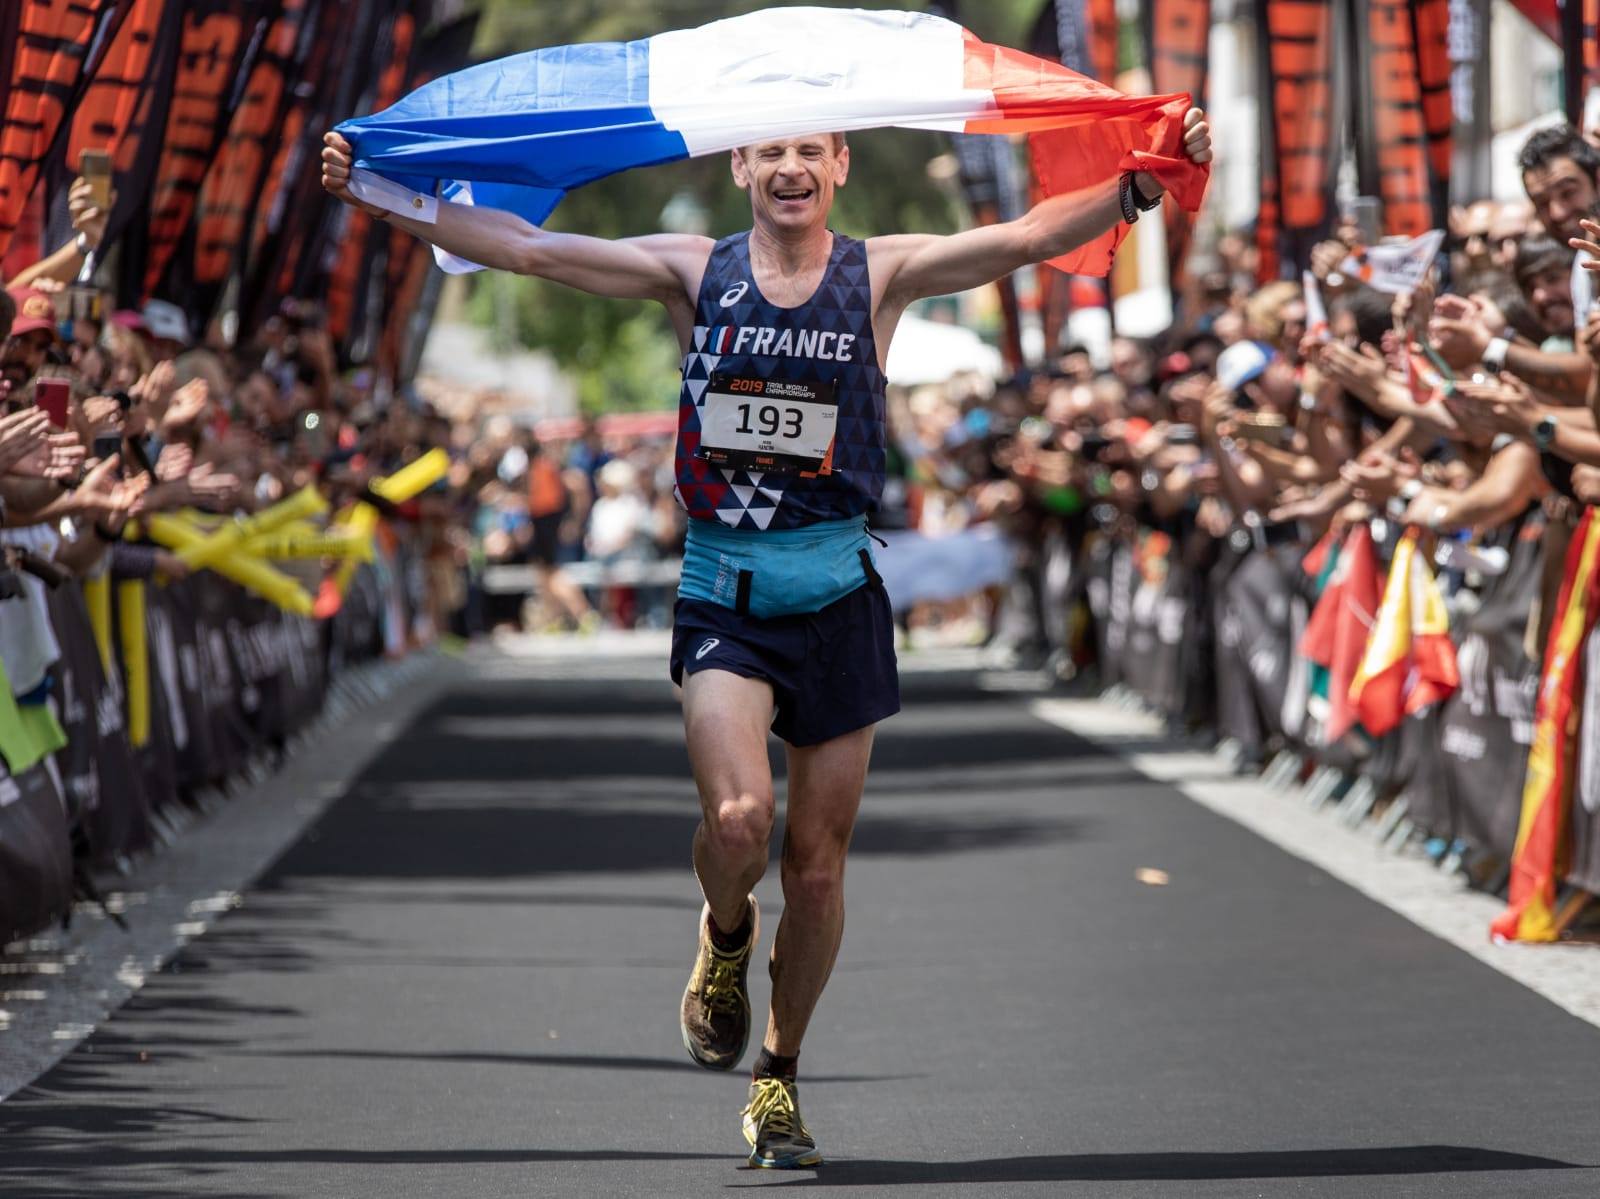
[334,7,1208,277]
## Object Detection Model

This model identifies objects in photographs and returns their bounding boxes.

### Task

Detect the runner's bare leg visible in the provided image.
[683,670,778,932]
[764,726,874,1056]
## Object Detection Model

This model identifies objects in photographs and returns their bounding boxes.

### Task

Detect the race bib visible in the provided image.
[696,372,837,474]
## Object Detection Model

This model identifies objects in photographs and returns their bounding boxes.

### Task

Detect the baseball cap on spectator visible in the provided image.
[109,309,147,332]
[7,287,60,339]
[1215,339,1273,392]
[141,299,190,345]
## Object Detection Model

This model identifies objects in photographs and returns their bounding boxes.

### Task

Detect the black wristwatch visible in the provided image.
[1532,413,1558,450]
[1119,171,1163,224]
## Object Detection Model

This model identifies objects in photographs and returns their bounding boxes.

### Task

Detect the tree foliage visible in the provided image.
[463,0,1039,414]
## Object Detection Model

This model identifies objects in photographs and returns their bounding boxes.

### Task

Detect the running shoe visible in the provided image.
[679,897,759,1070]
[742,1076,823,1168]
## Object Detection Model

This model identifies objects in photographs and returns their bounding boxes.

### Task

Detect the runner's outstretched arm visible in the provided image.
[874,108,1211,306]
[320,132,710,304]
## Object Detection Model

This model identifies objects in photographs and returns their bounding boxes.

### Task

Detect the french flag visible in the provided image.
[338,7,1207,276]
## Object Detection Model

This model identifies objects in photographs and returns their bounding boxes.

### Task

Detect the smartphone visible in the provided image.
[79,148,113,210]
[92,431,122,475]
[35,379,70,429]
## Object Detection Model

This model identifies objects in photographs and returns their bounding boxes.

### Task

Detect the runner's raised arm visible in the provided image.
[320,133,710,314]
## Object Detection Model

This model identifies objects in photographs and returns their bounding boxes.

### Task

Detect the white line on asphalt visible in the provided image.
[1031,697,1600,1033]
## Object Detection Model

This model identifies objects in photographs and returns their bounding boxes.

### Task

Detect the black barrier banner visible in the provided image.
[139,1,260,303]
[190,0,310,329]
[1431,518,1542,856]
[1143,0,1211,290]
[0,758,73,944]
[0,0,128,262]
[47,582,152,867]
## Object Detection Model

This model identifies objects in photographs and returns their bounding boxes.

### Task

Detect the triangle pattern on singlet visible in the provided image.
[676,231,885,530]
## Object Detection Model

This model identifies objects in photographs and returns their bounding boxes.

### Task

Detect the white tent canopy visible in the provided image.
[884,311,1004,386]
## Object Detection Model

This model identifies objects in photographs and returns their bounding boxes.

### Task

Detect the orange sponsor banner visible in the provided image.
[1261,0,1335,237]
[327,9,417,344]
[1145,0,1211,286]
[1367,0,1433,237]
[193,0,314,308]
[141,2,254,300]
[0,0,125,261]
[1413,0,1451,208]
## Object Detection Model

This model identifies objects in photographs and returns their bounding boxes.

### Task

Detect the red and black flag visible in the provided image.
[138,2,262,305]
[1257,0,1338,276]
[63,0,188,302]
[1142,0,1211,290]
[326,3,418,350]
[0,0,129,263]
[1413,0,1451,227]
[1360,0,1435,237]
[185,0,318,329]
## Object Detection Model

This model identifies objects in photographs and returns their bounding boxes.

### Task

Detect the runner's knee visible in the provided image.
[705,789,774,860]
[779,849,845,909]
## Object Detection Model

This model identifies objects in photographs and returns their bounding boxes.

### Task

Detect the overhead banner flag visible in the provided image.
[1365,0,1436,237]
[140,1,259,303]
[189,0,317,328]
[1257,0,1337,275]
[64,0,187,300]
[1337,228,1444,294]
[338,7,1209,279]
[0,0,128,261]
[1413,0,1451,226]
[1143,0,1212,288]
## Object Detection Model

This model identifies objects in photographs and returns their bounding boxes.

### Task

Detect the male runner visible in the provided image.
[323,106,1211,1169]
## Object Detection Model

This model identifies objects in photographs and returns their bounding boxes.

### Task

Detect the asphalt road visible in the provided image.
[4,651,1600,1198]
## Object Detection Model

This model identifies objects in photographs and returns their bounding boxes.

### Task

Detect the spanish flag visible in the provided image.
[1347,530,1458,737]
[1493,508,1600,942]
[1300,523,1381,742]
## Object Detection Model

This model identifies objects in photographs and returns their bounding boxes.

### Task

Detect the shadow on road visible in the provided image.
[727,1145,1593,1186]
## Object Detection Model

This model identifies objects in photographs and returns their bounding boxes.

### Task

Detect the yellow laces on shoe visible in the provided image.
[699,949,745,1013]
[746,1078,809,1141]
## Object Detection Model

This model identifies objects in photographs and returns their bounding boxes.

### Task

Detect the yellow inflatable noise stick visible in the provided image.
[118,580,149,748]
[370,447,450,503]
[177,485,329,569]
[144,513,315,617]
[316,449,448,618]
[241,529,375,562]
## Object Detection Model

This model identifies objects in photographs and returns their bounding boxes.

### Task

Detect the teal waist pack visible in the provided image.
[678,515,880,619]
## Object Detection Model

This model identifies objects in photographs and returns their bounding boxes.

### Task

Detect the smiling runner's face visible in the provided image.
[732,134,848,237]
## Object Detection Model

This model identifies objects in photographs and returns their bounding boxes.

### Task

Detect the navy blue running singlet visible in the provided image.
[674,231,886,531]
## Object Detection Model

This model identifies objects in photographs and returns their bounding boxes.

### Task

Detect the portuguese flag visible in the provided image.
[1300,523,1381,742]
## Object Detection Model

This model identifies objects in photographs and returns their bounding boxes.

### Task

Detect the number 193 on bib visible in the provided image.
[696,373,838,474]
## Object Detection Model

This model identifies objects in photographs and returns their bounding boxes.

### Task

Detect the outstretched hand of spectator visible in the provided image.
[0,407,53,474]
[1340,449,1417,504]
[1448,372,1539,438]
[1429,294,1493,370]
[1320,341,1387,402]
[160,378,209,435]
[154,442,193,482]
[185,462,240,507]
[1568,218,1600,270]
[1269,483,1347,525]
[68,176,114,250]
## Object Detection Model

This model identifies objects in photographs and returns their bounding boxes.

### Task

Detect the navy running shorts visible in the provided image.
[669,580,900,747]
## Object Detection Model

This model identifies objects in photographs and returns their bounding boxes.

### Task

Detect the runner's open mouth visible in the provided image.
[773,189,814,202]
